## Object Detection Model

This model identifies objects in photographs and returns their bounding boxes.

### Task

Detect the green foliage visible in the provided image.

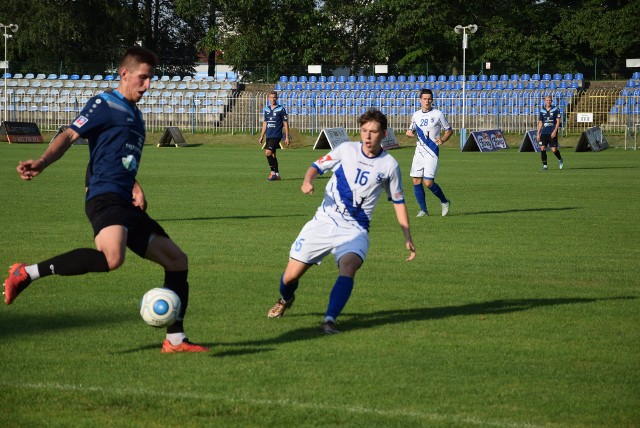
[0,140,639,426]
[1,0,638,79]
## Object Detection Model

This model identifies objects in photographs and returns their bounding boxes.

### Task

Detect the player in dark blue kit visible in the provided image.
[536,95,564,171]
[258,90,290,181]
[3,47,208,353]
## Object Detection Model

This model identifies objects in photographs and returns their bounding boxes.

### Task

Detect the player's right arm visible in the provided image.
[17,127,80,181]
[258,121,266,145]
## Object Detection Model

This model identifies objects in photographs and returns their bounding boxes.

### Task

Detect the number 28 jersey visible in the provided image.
[312,141,405,232]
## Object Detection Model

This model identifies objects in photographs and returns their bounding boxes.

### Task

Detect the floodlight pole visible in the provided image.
[454,24,477,150]
[1,23,19,123]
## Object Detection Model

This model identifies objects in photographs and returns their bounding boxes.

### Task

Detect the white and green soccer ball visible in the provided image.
[140,287,181,328]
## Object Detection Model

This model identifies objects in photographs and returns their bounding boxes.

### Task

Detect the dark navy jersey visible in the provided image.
[263,103,288,139]
[69,90,146,202]
[538,105,561,135]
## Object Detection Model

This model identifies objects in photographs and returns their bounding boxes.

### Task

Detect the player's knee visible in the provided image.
[105,252,125,271]
[168,249,188,271]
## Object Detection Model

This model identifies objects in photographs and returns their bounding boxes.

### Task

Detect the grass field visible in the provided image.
[0,132,638,427]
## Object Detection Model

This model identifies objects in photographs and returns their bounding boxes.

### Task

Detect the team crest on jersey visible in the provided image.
[73,116,89,128]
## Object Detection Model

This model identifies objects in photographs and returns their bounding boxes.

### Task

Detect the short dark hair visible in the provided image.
[419,88,433,98]
[119,46,158,71]
[358,109,388,131]
[268,90,278,97]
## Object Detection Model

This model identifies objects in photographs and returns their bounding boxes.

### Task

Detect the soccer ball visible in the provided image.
[140,287,181,328]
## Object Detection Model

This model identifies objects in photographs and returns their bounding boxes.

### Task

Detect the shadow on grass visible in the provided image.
[456,206,579,216]
[567,165,638,170]
[211,296,637,356]
[157,214,305,222]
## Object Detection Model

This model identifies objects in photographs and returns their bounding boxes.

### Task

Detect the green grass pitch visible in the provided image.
[0,135,638,427]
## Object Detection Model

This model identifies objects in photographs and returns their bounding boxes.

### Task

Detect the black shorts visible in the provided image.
[265,137,282,152]
[85,193,169,258]
[539,134,559,148]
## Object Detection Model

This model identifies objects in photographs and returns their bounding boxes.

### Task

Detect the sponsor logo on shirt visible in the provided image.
[317,154,333,164]
[73,116,89,128]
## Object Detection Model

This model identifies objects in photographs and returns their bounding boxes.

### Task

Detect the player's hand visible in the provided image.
[301,182,314,194]
[17,159,45,181]
[405,130,414,138]
[405,241,416,262]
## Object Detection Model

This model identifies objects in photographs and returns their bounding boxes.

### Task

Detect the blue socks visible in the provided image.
[429,182,448,203]
[280,275,298,302]
[413,184,427,212]
[325,276,354,320]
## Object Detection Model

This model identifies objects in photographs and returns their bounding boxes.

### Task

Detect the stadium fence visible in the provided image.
[1,88,637,138]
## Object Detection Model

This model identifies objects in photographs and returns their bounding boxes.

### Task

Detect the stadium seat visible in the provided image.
[574,73,584,81]
[531,73,540,81]
[499,74,509,81]
[387,75,396,82]
[377,75,386,82]
[542,73,551,81]
[367,75,375,82]
[521,74,530,81]
[408,75,417,82]
[299,75,308,82]
[397,75,407,82]
[24,73,35,79]
[279,75,287,82]
[632,72,640,79]
[510,74,519,81]
[448,75,457,82]
[489,74,498,82]
[308,75,317,83]
[328,75,337,83]
[81,74,91,80]
[288,75,298,82]
[348,75,356,82]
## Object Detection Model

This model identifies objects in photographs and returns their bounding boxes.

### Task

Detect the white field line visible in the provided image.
[4,382,542,428]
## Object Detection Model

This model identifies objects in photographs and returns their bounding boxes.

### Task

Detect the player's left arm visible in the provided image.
[132,180,147,211]
[283,118,290,146]
[551,111,561,138]
[438,128,453,145]
[393,202,416,262]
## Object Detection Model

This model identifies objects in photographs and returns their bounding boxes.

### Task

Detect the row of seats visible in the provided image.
[283,105,561,117]
[277,88,575,99]
[281,94,571,108]
[0,103,224,115]
[2,72,238,82]
[279,72,584,84]
[275,80,580,92]
[3,78,236,91]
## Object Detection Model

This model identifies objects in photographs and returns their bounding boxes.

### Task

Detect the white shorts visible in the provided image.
[410,153,438,180]
[289,215,369,266]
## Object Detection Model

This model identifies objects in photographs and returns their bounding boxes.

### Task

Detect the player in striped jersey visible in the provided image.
[267,109,416,333]
[406,89,453,217]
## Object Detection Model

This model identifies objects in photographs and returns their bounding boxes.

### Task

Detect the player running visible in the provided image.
[406,88,453,217]
[267,109,416,333]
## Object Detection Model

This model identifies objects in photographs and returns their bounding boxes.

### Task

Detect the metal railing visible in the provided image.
[1,87,638,137]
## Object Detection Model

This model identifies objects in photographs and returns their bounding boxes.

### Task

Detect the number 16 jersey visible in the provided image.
[311,141,405,232]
